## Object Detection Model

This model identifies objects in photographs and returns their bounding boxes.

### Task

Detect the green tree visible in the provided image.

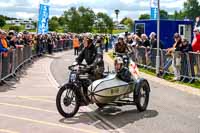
[96,12,113,34]
[160,10,169,19]
[0,17,6,28]
[183,0,200,20]
[139,14,150,20]
[120,17,134,31]
[170,10,186,20]
[78,6,95,32]
[120,17,127,24]
[64,7,81,33]
[63,6,96,33]
[48,18,59,31]
[58,16,66,26]
[51,16,58,21]
[9,26,20,32]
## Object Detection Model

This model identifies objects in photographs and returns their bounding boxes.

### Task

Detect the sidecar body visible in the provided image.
[88,73,135,104]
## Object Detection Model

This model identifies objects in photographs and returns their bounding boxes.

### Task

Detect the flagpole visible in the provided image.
[156,0,160,76]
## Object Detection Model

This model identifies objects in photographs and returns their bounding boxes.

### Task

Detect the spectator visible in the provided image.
[135,34,148,65]
[192,27,200,52]
[7,30,16,49]
[171,33,183,81]
[192,27,200,76]
[16,33,25,47]
[47,35,53,54]
[180,38,194,82]
[141,34,150,48]
[149,32,164,49]
[195,16,200,29]
[0,31,8,53]
[73,35,80,56]
[105,36,109,52]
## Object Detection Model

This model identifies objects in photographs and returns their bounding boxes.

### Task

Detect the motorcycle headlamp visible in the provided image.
[70,73,77,82]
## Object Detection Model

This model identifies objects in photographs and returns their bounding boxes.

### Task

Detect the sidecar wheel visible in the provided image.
[135,81,150,112]
[56,84,79,118]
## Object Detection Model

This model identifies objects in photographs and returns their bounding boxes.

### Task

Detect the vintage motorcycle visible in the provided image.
[56,54,150,118]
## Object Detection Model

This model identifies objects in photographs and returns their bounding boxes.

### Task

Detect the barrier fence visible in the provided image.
[0,39,73,82]
[131,47,200,83]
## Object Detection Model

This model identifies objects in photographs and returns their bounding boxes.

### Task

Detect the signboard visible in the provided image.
[37,0,50,34]
[150,0,158,20]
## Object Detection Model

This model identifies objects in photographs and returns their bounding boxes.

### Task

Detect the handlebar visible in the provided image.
[68,64,87,71]
[113,52,132,57]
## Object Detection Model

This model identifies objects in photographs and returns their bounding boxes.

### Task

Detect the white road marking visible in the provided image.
[0,129,19,133]
[198,115,200,119]
[0,102,57,113]
[0,113,96,133]
[90,120,101,126]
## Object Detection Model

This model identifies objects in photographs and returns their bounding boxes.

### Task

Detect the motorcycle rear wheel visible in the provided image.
[56,84,79,118]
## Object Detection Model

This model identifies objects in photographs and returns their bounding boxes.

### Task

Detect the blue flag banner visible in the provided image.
[150,0,158,20]
[37,0,50,34]
[150,7,158,20]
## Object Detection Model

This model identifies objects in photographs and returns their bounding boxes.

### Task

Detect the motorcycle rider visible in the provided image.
[76,34,104,80]
[115,35,130,53]
[115,57,132,82]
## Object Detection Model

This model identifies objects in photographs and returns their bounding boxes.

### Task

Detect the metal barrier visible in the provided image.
[189,52,200,80]
[133,47,200,83]
[0,41,73,83]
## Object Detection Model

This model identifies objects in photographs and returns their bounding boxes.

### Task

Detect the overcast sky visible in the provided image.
[0,0,187,20]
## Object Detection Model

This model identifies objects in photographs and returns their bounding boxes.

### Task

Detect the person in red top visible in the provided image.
[192,27,200,52]
[192,27,200,76]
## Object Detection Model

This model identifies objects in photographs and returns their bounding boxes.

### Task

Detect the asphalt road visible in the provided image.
[0,53,111,133]
[51,50,200,133]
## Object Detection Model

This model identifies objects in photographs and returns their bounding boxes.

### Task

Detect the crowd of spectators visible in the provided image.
[0,27,199,82]
[116,30,200,82]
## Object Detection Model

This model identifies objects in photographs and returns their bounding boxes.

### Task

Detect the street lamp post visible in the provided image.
[156,0,160,76]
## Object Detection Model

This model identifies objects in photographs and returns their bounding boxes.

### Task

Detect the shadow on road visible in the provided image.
[58,106,158,131]
[95,106,159,128]
[59,112,107,130]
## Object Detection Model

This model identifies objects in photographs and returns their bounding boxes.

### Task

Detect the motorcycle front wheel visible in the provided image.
[56,84,79,118]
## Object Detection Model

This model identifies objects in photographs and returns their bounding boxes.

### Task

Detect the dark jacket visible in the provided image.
[117,67,132,82]
[181,43,192,53]
[76,44,97,65]
[150,39,164,49]
[115,42,129,53]
[141,39,150,47]
[76,44,104,80]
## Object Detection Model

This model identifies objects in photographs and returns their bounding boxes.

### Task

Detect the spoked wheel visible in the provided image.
[135,81,150,112]
[56,84,79,118]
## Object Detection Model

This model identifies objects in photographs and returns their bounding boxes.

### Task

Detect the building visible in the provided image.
[6,19,35,26]
[134,19,194,48]
[113,21,128,30]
